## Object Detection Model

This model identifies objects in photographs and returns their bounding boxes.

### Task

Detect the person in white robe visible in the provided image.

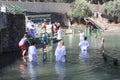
[57,27,63,40]
[78,36,89,51]
[28,41,38,64]
[55,40,66,63]
[79,30,84,41]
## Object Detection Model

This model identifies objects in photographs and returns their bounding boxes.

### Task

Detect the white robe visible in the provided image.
[28,45,38,63]
[57,29,62,40]
[79,32,84,41]
[55,46,66,62]
[78,40,89,51]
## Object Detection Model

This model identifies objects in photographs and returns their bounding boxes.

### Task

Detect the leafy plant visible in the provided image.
[68,0,92,19]
[102,0,120,17]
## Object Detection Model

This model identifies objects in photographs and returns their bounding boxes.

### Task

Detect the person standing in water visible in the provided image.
[55,40,66,63]
[28,40,38,64]
[19,33,30,57]
[78,36,89,64]
[79,30,85,42]
[78,36,89,52]
[57,26,63,40]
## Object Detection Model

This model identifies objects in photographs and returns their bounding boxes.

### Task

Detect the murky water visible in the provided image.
[0,32,120,80]
[103,32,120,58]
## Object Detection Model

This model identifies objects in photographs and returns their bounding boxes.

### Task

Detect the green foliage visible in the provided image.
[67,0,92,19]
[0,3,24,14]
[85,0,115,4]
[102,0,120,17]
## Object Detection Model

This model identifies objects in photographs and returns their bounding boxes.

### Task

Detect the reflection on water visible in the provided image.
[55,62,66,80]
[20,57,39,80]
[19,60,27,78]
[79,50,89,64]
[28,63,39,80]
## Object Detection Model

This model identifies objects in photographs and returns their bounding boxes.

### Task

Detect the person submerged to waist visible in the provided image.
[81,46,88,51]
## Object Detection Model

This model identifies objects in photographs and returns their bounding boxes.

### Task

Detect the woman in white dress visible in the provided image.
[55,40,66,63]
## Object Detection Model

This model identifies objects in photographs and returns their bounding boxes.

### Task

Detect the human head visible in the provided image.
[23,33,28,38]
[30,40,36,45]
[31,24,34,27]
[58,40,64,46]
[84,36,87,40]
[59,26,62,30]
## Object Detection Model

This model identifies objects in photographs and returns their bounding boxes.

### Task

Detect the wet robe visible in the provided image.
[55,46,66,62]
[78,40,89,51]
[28,45,38,63]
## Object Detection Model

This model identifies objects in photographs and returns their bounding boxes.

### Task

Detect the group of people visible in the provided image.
[18,33,38,64]
[19,18,90,65]
[54,30,90,63]
[52,22,63,40]
[26,20,37,38]
[26,20,62,39]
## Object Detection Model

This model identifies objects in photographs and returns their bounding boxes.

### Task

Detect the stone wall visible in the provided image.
[0,12,25,54]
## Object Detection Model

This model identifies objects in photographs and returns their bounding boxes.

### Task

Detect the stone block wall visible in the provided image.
[0,12,25,54]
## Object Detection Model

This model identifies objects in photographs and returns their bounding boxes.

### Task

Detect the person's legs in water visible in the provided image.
[22,49,26,57]
[21,44,26,57]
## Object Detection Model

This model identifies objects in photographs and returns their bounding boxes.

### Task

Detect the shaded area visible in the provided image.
[0,51,21,69]
[0,12,25,53]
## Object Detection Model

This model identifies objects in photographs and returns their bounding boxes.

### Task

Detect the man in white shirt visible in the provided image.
[78,36,89,51]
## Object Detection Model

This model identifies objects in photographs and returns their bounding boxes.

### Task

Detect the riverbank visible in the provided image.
[89,17,120,32]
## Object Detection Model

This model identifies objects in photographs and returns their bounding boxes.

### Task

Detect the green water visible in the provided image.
[103,32,120,59]
[0,33,120,80]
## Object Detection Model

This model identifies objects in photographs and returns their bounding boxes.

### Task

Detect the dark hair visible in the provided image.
[24,33,28,37]
[30,40,36,45]
[84,36,87,40]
